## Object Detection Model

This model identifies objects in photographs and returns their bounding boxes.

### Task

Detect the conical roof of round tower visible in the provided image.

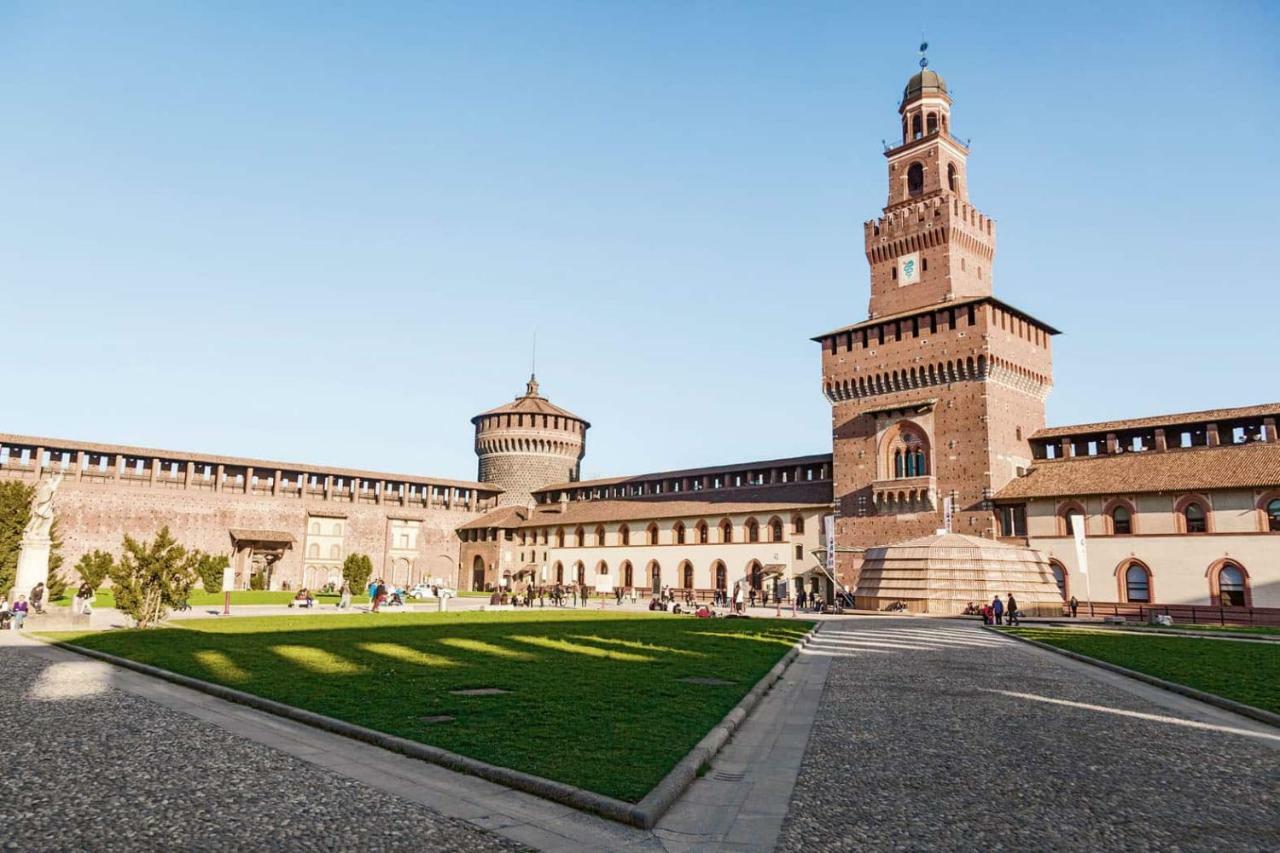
[472,375,589,426]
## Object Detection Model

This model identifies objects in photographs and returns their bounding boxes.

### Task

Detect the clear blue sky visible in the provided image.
[2,1,1276,482]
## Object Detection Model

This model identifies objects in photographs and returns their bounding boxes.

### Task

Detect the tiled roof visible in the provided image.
[472,375,587,424]
[475,394,585,422]
[459,482,833,530]
[994,442,1280,500]
[535,453,832,494]
[228,529,296,544]
[811,296,1061,341]
[1032,403,1280,440]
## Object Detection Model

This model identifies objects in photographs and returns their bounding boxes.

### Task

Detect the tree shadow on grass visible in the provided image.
[57,614,815,801]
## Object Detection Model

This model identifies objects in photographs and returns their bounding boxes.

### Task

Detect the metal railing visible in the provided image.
[1070,601,1280,627]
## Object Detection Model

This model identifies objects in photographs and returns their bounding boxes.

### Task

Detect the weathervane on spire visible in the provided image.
[918,40,929,70]
[526,329,540,397]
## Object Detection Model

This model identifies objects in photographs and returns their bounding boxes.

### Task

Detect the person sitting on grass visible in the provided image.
[695,604,713,618]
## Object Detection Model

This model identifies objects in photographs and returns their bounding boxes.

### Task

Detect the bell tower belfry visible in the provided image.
[815,51,1059,597]
[867,59,994,319]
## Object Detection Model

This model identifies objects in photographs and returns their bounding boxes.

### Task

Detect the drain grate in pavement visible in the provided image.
[680,676,735,686]
[711,770,746,782]
[420,715,455,725]
[449,688,511,696]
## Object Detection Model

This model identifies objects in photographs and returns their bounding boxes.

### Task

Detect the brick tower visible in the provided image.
[472,375,589,506]
[814,62,1058,595]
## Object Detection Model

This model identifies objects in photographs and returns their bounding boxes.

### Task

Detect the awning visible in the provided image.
[229,529,295,546]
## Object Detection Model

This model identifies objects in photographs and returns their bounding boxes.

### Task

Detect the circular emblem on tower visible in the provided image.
[471,375,589,506]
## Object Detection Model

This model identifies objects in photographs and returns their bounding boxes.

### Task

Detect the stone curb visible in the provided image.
[36,621,819,830]
[988,626,1280,730]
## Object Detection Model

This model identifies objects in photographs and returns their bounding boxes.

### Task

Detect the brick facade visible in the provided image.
[815,66,1056,592]
[0,434,499,591]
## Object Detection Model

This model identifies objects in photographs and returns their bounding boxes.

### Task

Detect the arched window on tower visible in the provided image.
[926,112,938,134]
[907,162,924,197]
[947,163,958,192]
[911,113,923,139]
[884,421,931,480]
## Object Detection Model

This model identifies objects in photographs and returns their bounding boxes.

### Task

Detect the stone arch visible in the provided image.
[678,560,694,590]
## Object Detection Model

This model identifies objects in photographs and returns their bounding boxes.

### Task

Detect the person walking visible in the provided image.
[733,583,744,614]
[748,588,756,609]
[367,579,378,607]
[338,580,352,609]
[372,581,387,613]
[1069,595,1079,618]
[1006,593,1019,627]
[991,595,1004,626]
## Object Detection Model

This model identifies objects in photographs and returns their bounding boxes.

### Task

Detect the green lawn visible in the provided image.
[1127,624,1280,637]
[47,611,812,801]
[1007,627,1280,715]
[52,590,367,609]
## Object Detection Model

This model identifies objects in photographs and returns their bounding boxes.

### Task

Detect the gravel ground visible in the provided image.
[777,619,1280,852]
[0,644,521,852]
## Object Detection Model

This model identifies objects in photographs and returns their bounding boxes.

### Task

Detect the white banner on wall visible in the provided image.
[823,514,835,569]
[898,252,921,286]
[1069,513,1089,576]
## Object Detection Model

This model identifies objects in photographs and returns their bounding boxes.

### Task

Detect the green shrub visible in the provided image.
[74,550,115,590]
[342,553,374,592]
[109,526,200,628]
[194,552,231,592]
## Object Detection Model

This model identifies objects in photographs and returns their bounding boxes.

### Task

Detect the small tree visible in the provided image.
[74,550,115,590]
[343,553,374,592]
[193,552,231,593]
[109,526,199,628]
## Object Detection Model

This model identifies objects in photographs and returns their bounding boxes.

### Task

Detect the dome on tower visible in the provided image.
[902,68,948,102]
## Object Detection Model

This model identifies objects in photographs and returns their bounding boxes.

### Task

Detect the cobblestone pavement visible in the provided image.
[0,641,520,852]
[778,619,1280,852]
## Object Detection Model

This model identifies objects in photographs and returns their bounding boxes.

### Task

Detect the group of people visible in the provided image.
[969,594,1021,626]
[0,581,53,630]
[490,582,591,608]
[366,579,403,611]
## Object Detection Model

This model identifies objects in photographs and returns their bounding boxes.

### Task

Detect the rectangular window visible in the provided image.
[794,544,803,560]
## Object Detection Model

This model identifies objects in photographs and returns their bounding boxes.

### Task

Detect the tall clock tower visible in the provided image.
[814,61,1059,595]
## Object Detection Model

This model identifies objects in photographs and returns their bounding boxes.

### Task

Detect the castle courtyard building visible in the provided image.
[4,61,1279,617]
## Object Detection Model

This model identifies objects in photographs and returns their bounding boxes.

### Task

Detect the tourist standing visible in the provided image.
[1069,595,1079,618]
[1006,594,1019,626]
[733,584,744,614]
[367,579,378,607]
[991,595,1004,626]
[748,588,756,609]
[797,588,807,611]
[338,581,352,609]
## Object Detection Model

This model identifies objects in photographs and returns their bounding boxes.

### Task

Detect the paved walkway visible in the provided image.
[776,619,1280,852]
[6,617,1277,851]
[0,631,519,852]
[0,621,830,852]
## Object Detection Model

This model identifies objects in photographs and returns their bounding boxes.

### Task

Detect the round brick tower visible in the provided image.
[472,375,589,505]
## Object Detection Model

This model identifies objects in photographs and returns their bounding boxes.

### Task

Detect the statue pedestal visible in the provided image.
[13,534,52,598]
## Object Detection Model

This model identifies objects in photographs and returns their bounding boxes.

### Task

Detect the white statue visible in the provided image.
[23,473,63,539]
